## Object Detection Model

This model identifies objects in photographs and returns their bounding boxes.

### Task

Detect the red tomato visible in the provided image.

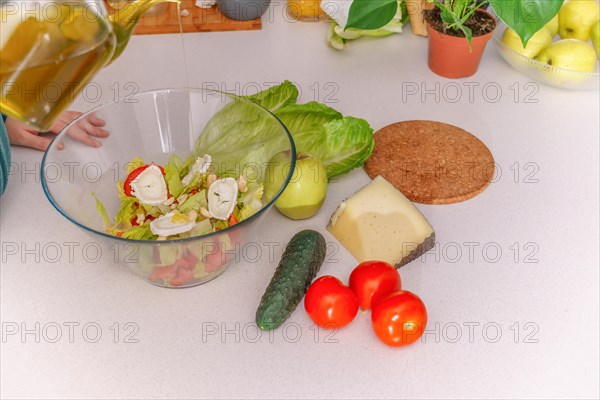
[304,276,359,329]
[123,164,166,197]
[349,260,401,310]
[371,290,427,347]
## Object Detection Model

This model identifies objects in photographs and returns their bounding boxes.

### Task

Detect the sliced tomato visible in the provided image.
[228,213,238,226]
[170,268,194,287]
[149,263,178,282]
[123,164,166,197]
[174,257,190,270]
[183,251,199,270]
[205,246,223,273]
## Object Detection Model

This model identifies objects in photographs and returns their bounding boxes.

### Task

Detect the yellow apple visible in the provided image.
[558,0,600,41]
[544,14,559,37]
[591,20,600,55]
[535,39,597,71]
[534,39,598,86]
[265,153,328,220]
[501,27,553,58]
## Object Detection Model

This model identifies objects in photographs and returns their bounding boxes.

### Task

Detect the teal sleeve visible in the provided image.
[0,115,10,196]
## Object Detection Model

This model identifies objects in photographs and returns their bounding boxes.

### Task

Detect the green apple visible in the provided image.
[501,27,553,58]
[535,39,597,72]
[544,14,560,37]
[264,153,328,220]
[591,20,600,55]
[558,0,600,41]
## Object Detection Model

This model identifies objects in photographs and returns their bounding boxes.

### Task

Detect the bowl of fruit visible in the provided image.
[41,88,296,288]
[493,0,599,90]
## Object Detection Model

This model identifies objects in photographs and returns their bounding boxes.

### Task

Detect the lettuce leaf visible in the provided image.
[181,173,204,194]
[318,117,374,177]
[272,102,374,177]
[163,154,185,198]
[115,196,138,227]
[121,224,155,240]
[154,245,180,265]
[245,80,299,112]
[179,219,213,238]
[177,190,207,214]
[126,157,145,174]
[193,81,374,179]
[240,182,264,212]
[92,193,113,229]
[237,204,257,221]
[165,163,184,199]
[194,98,288,178]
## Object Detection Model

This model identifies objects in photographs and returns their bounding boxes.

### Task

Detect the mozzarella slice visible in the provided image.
[208,177,238,220]
[182,154,212,186]
[150,211,197,237]
[130,165,168,206]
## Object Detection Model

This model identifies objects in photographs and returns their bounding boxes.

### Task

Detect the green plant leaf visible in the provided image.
[490,0,564,46]
[461,24,473,48]
[346,0,398,30]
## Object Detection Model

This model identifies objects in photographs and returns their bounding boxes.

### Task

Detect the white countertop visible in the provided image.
[1,5,599,399]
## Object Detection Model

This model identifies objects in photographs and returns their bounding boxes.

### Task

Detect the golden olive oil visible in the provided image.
[0,5,116,130]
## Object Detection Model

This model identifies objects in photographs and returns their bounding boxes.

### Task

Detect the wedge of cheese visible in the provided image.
[327,176,435,268]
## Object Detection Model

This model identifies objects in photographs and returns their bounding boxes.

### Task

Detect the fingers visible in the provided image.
[16,132,52,151]
[84,123,110,138]
[39,110,110,148]
[77,117,110,139]
[49,111,83,134]
[66,125,102,148]
[60,112,110,148]
[86,114,106,127]
[4,118,51,152]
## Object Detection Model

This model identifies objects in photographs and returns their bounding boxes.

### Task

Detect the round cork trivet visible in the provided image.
[364,120,495,204]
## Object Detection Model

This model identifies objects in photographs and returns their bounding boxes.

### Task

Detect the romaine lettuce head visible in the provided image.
[273,102,374,177]
[193,97,289,179]
[192,81,374,180]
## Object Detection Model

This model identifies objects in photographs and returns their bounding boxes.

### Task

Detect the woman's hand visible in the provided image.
[5,111,110,151]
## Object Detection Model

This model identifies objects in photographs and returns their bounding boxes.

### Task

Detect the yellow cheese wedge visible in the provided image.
[327,176,435,268]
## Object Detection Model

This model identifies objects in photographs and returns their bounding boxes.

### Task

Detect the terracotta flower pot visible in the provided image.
[426,10,496,79]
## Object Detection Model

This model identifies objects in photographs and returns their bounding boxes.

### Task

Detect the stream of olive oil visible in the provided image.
[176,2,195,147]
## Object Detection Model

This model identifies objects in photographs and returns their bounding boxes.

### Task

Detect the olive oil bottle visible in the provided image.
[1,0,178,131]
[0,4,116,130]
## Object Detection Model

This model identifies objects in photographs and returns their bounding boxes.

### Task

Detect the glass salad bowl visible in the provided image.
[493,21,599,91]
[41,88,296,288]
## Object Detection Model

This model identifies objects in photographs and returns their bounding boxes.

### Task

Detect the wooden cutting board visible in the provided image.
[105,1,261,35]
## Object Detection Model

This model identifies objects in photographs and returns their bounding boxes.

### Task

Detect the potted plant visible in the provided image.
[334,0,564,77]
[423,0,496,78]
[423,0,565,78]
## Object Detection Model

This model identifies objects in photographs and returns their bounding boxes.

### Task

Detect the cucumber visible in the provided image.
[256,230,327,330]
